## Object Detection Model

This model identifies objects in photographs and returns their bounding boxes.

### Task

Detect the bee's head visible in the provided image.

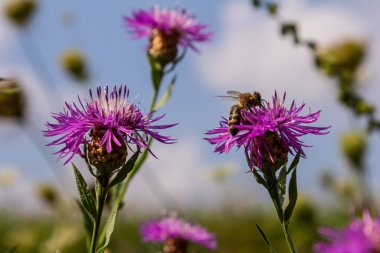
[253,92,262,102]
[239,92,262,108]
[247,92,262,107]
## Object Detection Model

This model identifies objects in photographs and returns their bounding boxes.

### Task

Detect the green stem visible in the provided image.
[149,88,159,112]
[90,183,107,253]
[281,224,297,253]
[267,176,283,220]
[266,174,297,253]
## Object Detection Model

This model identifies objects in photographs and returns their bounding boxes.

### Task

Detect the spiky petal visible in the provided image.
[43,85,176,164]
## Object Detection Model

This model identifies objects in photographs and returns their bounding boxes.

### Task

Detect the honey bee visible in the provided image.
[218,91,263,136]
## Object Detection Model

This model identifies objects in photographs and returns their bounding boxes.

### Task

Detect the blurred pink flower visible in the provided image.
[314,211,380,253]
[124,5,211,51]
[141,213,217,250]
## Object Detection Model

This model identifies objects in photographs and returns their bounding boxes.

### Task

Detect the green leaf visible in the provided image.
[278,165,287,206]
[96,203,119,253]
[153,75,176,110]
[148,53,163,91]
[255,223,277,253]
[108,152,140,189]
[284,168,298,225]
[287,150,301,175]
[77,200,94,243]
[252,169,268,189]
[72,164,97,219]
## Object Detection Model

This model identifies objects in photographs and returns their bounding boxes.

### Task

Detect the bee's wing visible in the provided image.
[216,95,238,101]
[226,90,242,97]
[216,90,241,101]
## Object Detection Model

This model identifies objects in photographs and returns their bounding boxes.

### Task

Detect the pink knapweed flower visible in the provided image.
[314,211,380,253]
[141,213,217,251]
[124,5,211,51]
[205,92,329,171]
[43,86,176,166]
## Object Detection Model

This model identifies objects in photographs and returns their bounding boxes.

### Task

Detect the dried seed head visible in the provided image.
[164,238,189,253]
[149,29,181,66]
[0,79,25,120]
[253,131,288,172]
[4,0,36,26]
[88,127,128,174]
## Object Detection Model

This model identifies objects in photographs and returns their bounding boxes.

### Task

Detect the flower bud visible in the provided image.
[0,79,25,120]
[340,131,366,169]
[316,39,366,76]
[149,29,181,66]
[60,49,88,81]
[4,0,36,27]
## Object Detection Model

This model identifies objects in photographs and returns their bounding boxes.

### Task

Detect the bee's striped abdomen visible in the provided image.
[228,105,241,136]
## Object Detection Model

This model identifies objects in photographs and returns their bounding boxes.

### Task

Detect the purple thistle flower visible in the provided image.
[124,5,211,52]
[314,211,380,253]
[43,86,176,165]
[205,92,330,171]
[141,213,217,251]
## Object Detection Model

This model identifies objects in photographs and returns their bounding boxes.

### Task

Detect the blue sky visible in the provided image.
[0,0,379,212]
